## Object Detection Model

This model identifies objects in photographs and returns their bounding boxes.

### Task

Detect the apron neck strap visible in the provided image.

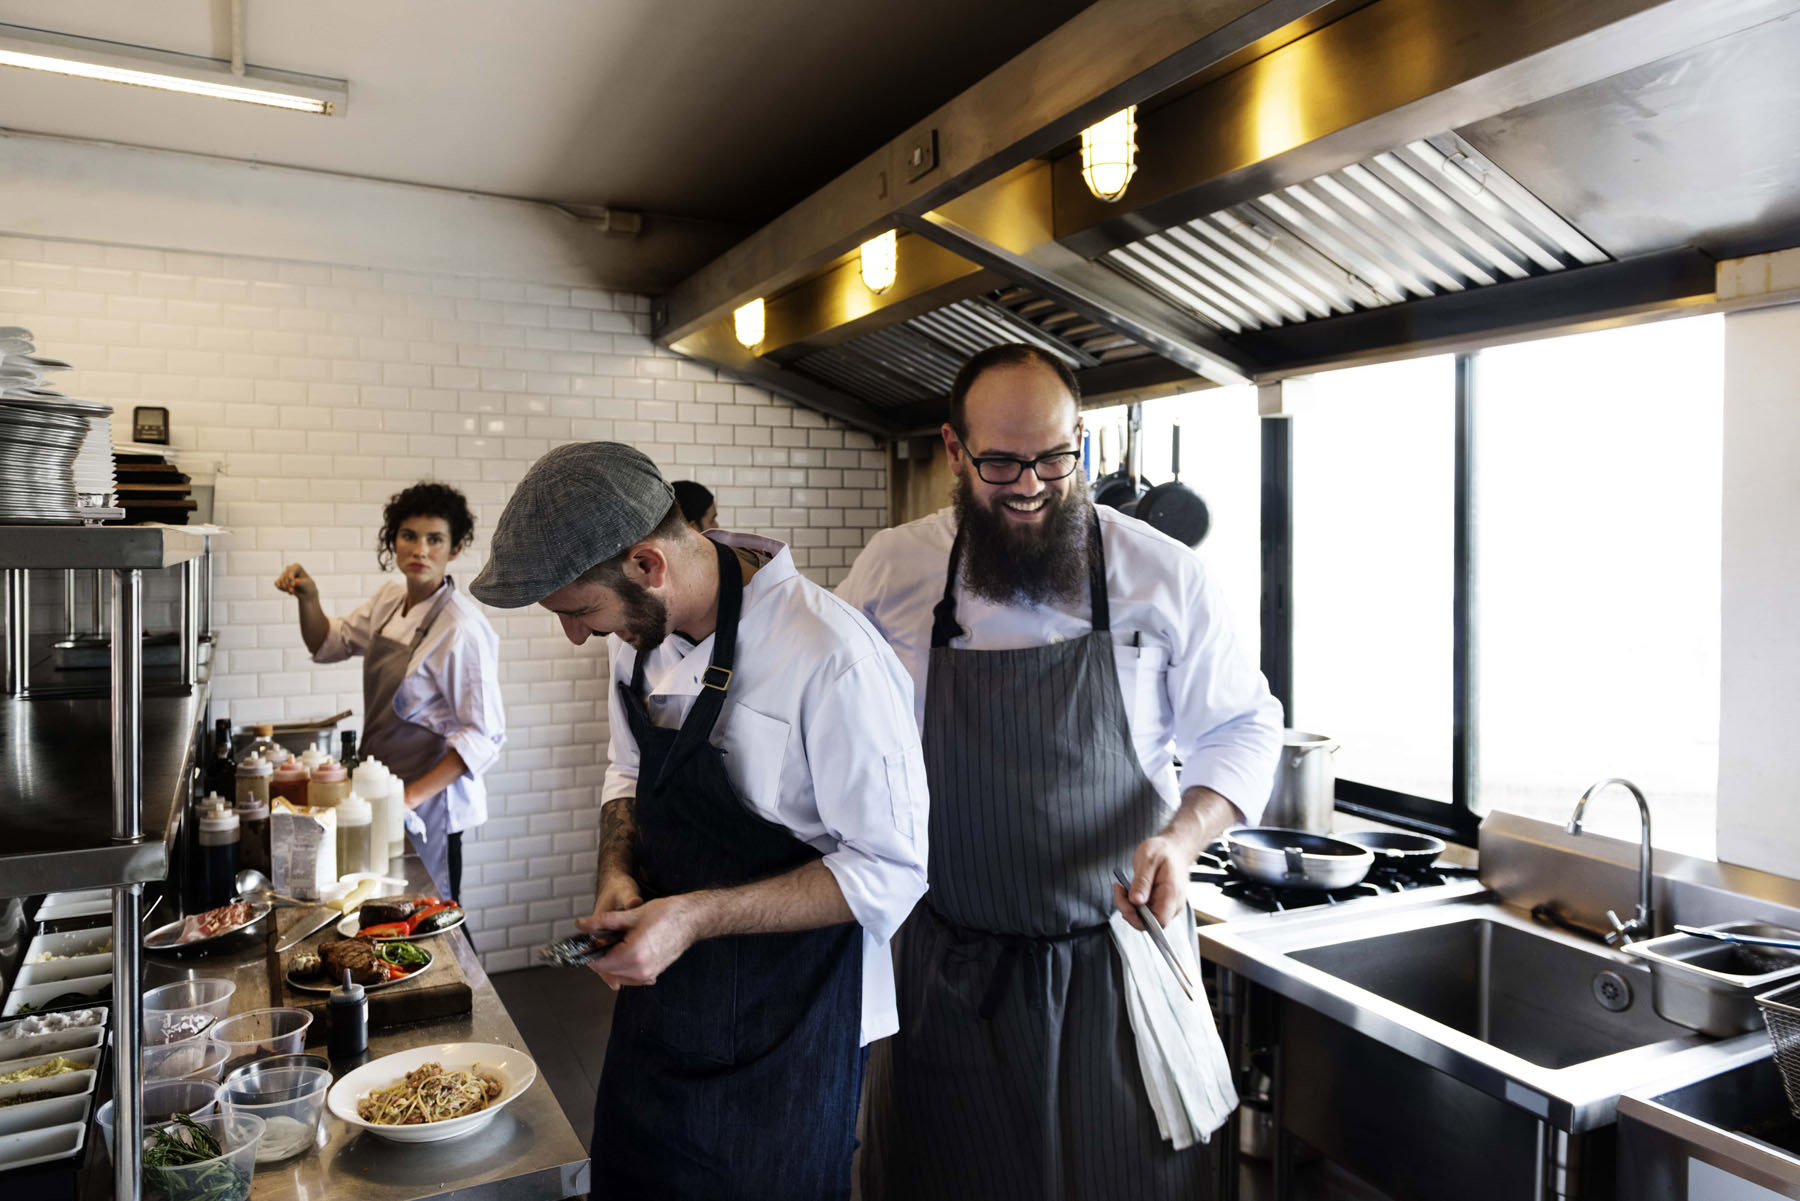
[932,506,1109,648]
[635,537,746,792]
[380,581,453,653]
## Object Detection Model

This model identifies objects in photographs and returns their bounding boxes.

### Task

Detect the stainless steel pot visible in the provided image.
[1262,730,1338,833]
[1223,827,1374,890]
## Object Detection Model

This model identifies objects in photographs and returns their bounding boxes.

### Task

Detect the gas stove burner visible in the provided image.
[1218,879,1383,912]
[1191,838,1477,911]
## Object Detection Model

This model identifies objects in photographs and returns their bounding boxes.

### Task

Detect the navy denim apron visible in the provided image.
[592,537,864,1201]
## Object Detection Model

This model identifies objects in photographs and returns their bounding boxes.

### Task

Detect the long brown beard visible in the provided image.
[952,472,1091,606]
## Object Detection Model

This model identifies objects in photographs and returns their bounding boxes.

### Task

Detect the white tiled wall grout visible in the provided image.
[0,234,890,973]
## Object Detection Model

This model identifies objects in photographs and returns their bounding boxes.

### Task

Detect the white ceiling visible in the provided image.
[0,0,1093,233]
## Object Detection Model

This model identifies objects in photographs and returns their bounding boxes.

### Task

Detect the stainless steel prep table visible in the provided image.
[127,858,592,1201]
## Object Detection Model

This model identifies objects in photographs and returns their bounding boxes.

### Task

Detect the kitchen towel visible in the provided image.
[1108,904,1239,1150]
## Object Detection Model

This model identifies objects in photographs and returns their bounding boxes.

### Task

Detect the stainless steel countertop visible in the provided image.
[125,859,591,1201]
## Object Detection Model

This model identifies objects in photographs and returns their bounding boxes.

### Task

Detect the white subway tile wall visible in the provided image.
[0,235,891,973]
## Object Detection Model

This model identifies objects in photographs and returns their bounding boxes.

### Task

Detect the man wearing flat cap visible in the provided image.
[471,443,929,1201]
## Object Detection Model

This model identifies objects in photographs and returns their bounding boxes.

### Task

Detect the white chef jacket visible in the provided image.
[601,531,930,1046]
[313,578,506,836]
[837,505,1281,824]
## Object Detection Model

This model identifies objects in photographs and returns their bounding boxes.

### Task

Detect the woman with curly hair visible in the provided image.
[275,482,505,900]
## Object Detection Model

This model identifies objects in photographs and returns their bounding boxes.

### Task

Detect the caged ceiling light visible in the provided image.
[0,21,346,115]
[733,298,766,350]
[1080,106,1139,202]
[859,230,898,295]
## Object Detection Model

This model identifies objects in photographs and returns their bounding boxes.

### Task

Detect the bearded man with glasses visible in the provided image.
[840,343,1281,1201]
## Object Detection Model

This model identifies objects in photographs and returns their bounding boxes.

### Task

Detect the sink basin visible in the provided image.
[1196,887,1760,1132]
[1290,917,1690,1069]
[1618,1047,1800,1199]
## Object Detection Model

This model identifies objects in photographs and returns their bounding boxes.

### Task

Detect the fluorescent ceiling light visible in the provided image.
[0,23,346,115]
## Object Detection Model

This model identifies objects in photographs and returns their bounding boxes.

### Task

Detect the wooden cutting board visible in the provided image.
[271,938,474,1032]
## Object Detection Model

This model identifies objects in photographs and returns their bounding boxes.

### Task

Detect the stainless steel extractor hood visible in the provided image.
[657,0,1800,436]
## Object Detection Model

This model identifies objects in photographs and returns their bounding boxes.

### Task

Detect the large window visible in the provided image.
[1272,316,1722,849]
[1473,317,1723,856]
[1086,314,1723,852]
[1290,356,1456,805]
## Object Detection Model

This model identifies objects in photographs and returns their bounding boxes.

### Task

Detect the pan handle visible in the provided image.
[1283,846,1307,878]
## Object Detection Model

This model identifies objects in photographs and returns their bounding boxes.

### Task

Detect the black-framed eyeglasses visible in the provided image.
[967,450,1081,485]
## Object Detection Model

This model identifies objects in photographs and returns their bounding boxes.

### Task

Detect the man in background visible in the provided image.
[671,479,717,532]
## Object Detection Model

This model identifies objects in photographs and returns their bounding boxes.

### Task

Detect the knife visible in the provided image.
[1115,869,1196,1002]
[274,907,340,953]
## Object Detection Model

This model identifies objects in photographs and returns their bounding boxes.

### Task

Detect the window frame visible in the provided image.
[1264,351,1482,846]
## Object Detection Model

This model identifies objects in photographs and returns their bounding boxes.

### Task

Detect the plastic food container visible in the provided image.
[0,1092,87,1136]
[0,1066,97,1117]
[0,1121,86,1172]
[144,980,236,1045]
[2,974,112,1018]
[145,1039,232,1083]
[220,1053,329,1092]
[14,952,113,987]
[96,1078,222,1156]
[219,1064,331,1163]
[0,1024,104,1063]
[0,1044,101,1082]
[139,1111,264,1201]
[208,1008,312,1077]
[23,927,114,962]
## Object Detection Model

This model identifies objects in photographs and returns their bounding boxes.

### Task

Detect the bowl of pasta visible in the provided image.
[325,1042,537,1144]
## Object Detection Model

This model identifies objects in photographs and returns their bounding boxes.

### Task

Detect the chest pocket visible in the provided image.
[1112,642,1170,732]
[713,703,790,822]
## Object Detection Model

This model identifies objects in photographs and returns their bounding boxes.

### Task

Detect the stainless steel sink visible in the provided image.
[1289,916,1690,1070]
[1617,1045,1800,1199]
[1199,886,1768,1200]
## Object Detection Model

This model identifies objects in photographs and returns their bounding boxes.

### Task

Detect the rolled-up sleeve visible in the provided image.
[418,625,506,779]
[312,594,379,664]
[802,651,929,944]
[1168,565,1283,823]
[600,637,640,806]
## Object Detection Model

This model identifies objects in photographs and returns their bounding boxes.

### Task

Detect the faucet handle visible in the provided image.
[1605,908,1647,947]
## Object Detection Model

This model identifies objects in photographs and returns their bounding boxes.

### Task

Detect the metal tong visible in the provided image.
[1114,869,1196,1002]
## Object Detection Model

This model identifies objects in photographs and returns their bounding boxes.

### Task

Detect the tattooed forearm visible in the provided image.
[597,795,638,879]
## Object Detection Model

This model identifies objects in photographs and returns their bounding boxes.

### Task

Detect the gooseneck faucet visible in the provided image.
[1565,777,1654,946]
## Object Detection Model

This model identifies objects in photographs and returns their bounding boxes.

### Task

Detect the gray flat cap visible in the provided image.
[470,442,676,608]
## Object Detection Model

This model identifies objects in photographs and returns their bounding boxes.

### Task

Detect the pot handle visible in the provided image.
[1283,846,1306,878]
[1290,742,1340,768]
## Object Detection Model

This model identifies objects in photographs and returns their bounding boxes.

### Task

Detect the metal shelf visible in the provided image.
[0,526,216,1201]
[0,523,211,570]
[0,680,205,893]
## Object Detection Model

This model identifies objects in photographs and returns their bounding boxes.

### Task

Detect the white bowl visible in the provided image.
[325,1043,536,1144]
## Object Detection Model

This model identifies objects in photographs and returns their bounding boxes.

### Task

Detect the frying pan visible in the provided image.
[1223,827,1375,891]
[1336,829,1447,865]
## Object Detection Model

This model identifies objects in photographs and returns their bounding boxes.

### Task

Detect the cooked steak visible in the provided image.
[358,899,416,929]
[319,938,383,986]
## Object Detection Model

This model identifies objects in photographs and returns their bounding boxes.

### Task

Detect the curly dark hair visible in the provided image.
[377,482,476,570]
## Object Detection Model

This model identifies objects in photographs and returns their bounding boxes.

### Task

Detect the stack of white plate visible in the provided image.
[0,327,116,525]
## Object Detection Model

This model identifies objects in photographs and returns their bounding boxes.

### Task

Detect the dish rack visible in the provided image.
[1757,979,1800,1120]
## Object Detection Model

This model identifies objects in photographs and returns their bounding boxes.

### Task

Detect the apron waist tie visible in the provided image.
[922,906,1111,1025]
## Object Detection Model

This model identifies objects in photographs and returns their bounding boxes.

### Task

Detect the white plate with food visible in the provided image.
[143,899,273,951]
[335,896,466,942]
[285,939,433,993]
[325,1043,536,1144]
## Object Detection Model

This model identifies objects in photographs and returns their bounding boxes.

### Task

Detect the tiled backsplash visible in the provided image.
[0,234,891,972]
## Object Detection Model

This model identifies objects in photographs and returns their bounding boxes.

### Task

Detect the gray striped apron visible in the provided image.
[862,509,1215,1201]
